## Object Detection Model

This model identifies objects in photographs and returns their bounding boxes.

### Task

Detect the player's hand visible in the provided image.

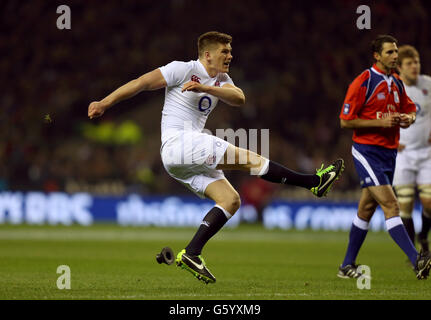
[398,143,406,152]
[380,114,400,128]
[399,113,414,128]
[181,81,207,93]
[88,101,107,119]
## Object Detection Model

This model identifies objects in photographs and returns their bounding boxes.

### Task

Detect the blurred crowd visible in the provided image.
[2,0,430,202]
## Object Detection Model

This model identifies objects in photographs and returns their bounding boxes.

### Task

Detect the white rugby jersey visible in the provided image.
[159,60,234,144]
[399,75,431,150]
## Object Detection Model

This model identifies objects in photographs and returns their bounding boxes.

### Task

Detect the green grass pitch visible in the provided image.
[0,224,429,300]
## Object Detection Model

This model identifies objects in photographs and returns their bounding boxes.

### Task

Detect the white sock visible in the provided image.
[385,216,403,230]
[353,215,369,230]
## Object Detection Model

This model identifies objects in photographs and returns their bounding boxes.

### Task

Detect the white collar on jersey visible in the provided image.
[371,66,393,92]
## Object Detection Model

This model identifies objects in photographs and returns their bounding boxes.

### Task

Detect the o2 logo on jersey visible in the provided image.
[199,96,212,115]
[415,103,422,117]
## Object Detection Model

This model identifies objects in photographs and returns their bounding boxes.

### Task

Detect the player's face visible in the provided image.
[399,57,420,83]
[375,42,398,72]
[211,43,233,73]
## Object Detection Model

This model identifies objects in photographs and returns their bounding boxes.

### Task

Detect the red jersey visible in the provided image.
[340,64,416,149]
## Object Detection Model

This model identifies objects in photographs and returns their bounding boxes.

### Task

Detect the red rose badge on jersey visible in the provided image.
[191,75,201,83]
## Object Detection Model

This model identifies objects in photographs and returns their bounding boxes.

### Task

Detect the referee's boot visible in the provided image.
[176,249,216,284]
[414,251,431,280]
[311,159,345,197]
[337,263,362,279]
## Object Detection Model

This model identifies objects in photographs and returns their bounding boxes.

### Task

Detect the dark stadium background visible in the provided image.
[3,0,431,302]
[2,0,430,202]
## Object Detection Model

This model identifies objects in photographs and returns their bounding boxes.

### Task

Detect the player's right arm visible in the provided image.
[88,69,167,119]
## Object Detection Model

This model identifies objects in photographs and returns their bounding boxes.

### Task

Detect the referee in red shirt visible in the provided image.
[337,35,431,280]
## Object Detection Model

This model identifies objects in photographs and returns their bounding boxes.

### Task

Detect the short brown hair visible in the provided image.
[198,31,232,58]
[371,34,398,55]
[397,45,419,66]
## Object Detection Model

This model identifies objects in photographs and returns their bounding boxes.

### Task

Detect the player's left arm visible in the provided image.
[182,82,245,106]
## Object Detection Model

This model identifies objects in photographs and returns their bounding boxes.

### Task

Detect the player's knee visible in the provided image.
[381,198,400,215]
[359,197,378,215]
[361,200,377,212]
[222,192,241,214]
[230,193,241,213]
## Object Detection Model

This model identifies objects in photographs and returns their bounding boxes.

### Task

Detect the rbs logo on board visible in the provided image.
[0,192,93,225]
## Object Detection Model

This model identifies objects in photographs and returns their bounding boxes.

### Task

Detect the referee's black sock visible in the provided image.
[260,160,320,189]
[185,206,231,256]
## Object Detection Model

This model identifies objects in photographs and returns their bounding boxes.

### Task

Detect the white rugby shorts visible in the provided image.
[393,145,431,186]
[160,131,230,198]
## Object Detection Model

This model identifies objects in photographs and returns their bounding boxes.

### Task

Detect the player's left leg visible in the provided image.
[176,178,240,284]
[418,185,431,254]
[216,144,344,197]
[368,184,431,278]
[185,178,239,257]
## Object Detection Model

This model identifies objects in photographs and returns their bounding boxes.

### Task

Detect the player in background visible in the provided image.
[338,35,431,280]
[393,45,431,254]
[88,31,344,284]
